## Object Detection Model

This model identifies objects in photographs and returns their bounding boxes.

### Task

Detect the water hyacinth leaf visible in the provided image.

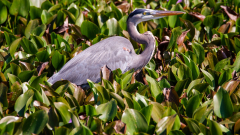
[233,52,240,72]
[10,63,21,76]
[215,58,230,72]
[54,102,71,124]
[18,70,34,82]
[213,87,233,118]
[121,108,148,135]
[14,89,34,116]
[140,105,153,125]
[30,6,43,20]
[155,114,177,135]
[168,4,183,28]
[150,102,165,123]
[109,92,125,110]
[175,78,188,96]
[184,118,201,134]
[85,105,98,117]
[121,72,133,89]
[8,73,22,84]
[9,0,30,17]
[55,127,70,135]
[21,37,38,54]
[25,19,39,39]
[69,125,93,135]
[96,99,117,122]
[106,18,122,36]
[52,51,66,71]
[80,20,100,40]
[192,43,205,65]
[31,24,46,37]
[29,0,46,8]
[119,15,128,30]
[0,83,8,110]
[193,105,208,122]
[200,69,215,88]
[9,38,22,58]
[22,110,48,135]
[36,50,49,62]
[186,94,202,118]
[41,10,57,25]
[0,3,7,24]
[167,27,182,50]
[207,119,223,135]
[146,75,161,99]
[169,130,185,135]
[94,84,110,103]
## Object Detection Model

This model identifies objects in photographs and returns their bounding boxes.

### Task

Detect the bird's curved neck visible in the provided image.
[127,21,156,70]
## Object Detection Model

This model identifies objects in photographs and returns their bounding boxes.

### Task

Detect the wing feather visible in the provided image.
[48,36,136,85]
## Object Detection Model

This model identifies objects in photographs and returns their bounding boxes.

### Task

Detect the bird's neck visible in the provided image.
[127,21,156,70]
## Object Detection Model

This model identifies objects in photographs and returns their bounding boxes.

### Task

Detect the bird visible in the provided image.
[48,9,184,88]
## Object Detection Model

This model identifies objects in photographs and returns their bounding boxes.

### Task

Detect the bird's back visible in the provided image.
[48,36,136,86]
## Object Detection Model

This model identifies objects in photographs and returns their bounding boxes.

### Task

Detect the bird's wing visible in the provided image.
[48,36,135,85]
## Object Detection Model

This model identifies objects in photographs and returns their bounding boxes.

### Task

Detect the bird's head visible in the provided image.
[127,9,185,25]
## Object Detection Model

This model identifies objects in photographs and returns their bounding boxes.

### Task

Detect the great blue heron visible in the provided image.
[48,9,184,88]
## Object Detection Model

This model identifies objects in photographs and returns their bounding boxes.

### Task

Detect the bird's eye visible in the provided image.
[143,12,147,15]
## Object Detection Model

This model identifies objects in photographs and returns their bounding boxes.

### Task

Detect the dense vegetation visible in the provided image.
[1,0,240,134]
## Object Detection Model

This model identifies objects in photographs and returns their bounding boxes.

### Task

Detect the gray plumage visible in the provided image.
[48,9,184,87]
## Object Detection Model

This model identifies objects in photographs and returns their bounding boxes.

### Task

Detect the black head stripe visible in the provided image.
[127,9,147,22]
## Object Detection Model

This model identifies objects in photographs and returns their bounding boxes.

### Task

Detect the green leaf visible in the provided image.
[80,20,100,40]
[30,6,43,20]
[36,50,49,62]
[94,84,110,103]
[121,72,133,89]
[201,69,215,88]
[168,4,183,28]
[14,89,34,116]
[207,119,223,135]
[213,87,233,118]
[18,70,34,82]
[106,18,122,36]
[25,19,39,39]
[85,105,98,117]
[96,99,117,122]
[184,118,201,134]
[69,124,93,135]
[119,15,128,30]
[22,110,49,135]
[192,43,205,65]
[140,105,153,125]
[121,108,148,135]
[9,0,30,17]
[54,102,71,124]
[0,83,8,110]
[52,51,66,71]
[55,127,70,135]
[21,37,38,54]
[155,114,177,135]
[41,10,57,25]
[167,27,182,50]
[0,3,7,24]
[146,75,161,99]
[31,24,46,37]
[9,38,22,58]
[109,92,125,110]
[186,94,202,118]
[10,63,21,76]
[150,102,165,123]
[8,73,22,84]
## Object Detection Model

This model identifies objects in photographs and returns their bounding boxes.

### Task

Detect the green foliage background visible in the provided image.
[1,0,240,134]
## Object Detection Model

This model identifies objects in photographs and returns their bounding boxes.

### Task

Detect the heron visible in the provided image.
[48,9,184,88]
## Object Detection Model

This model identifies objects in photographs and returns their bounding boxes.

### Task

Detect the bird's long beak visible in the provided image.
[152,11,185,17]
